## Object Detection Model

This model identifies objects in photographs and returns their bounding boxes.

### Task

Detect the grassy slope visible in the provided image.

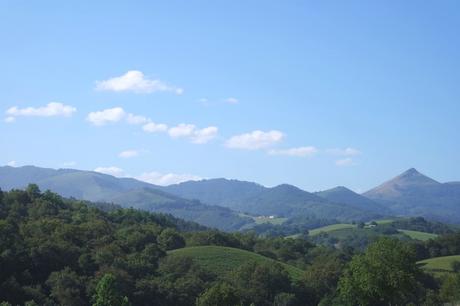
[168,246,303,280]
[418,255,460,276]
[309,223,356,236]
[397,229,438,241]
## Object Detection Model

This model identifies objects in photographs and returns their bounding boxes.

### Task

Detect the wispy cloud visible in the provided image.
[95,70,183,94]
[327,147,361,156]
[118,150,139,158]
[94,166,125,177]
[87,107,217,144]
[269,146,318,157]
[7,160,17,167]
[224,97,239,104]
[225,130,284,150]
[142,122,168,133]
[86,107,126,126]
[335,158,355,167]
[169,124,218,144]
[136,171,202,186]
[6,102,76,120]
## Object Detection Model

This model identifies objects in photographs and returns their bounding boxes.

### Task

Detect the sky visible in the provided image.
[1,1,460,192]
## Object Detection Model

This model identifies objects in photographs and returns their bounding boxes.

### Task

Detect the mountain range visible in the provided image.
[1,165,459,228]
[364,168,460,223]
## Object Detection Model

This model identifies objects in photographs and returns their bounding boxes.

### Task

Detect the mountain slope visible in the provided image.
[0,166,253,231]
[163,179,385,222]
[315,186,391,215]
[363,168,460,223]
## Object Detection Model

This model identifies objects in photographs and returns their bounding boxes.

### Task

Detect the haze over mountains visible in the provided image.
[1,165,459,229]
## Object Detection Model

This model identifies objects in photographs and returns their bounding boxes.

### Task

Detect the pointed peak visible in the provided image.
[401,168,420,176]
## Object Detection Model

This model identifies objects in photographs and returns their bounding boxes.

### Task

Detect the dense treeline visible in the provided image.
[1,185,460,305]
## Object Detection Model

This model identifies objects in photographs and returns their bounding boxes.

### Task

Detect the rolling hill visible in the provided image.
[363,168,460,223]
[0,165,253,231]
[162,179,386,222]
[418,255,460,276]
[315,186,391,215]
[168,246,304,280]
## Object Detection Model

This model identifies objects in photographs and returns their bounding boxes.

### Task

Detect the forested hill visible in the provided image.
[0,166,254,231]
[1,185,460,305]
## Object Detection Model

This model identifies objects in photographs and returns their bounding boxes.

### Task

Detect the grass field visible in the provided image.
[398,229,438,241]
[418,255,460,276]
[168,246,303,280]
[309,223,356,236]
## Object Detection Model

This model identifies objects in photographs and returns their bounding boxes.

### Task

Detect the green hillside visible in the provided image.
[418,255,460,276]
[398,229,438,241]
[168,246,304,280]
[309,223,356,236]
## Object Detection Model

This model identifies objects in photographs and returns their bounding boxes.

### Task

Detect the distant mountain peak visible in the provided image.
[395,168,439,184]
[363,168,440,199]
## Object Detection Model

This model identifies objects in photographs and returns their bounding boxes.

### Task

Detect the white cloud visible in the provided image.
[6,102,76,119]
[95,70,183,94]
[136,171,202,186]
[4,116,15,123]
[86,107,126,126]
[62,161,76,167]
[118,150,139,158]
[327,147,361,156]
[126,113,149,125]
[94,166,125,177]
[168,123,195,138]
[225,130,284,150]
[7,161,17,167]
[225,97,239,104]
[86,107,217,144]
[335,158,355,167]
[143,122,168,133]
[168,124,218,144]
[225,97,240,104]
[191,126,218,144]
[269,146,318,157]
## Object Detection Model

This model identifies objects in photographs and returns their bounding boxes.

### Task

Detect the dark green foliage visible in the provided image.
[337,238,426,305]
[196,282,241,306]
[229,261,292,306]
[392,217,454,235]
[0,186,202,305]
[158,228,186,250]
[451,260,460,272]
[439,273,460,304]
[92,273,131,306]
[46,267,86,306]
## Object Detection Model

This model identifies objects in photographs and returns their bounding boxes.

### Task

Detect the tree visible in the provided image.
[440,273,460,304]
[451,261,460,273]
[46,267,86,306]
[196,282,240,306]
[303,255,344,304]
[158,228,186,250]
[92,274,131,306]
[337,238,423,306]
[230,261,291,306]
[26,184,41,200]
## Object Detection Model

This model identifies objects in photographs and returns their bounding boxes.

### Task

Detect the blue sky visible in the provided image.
[1,1,459,191]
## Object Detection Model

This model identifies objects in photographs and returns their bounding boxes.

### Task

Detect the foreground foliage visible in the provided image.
[0,185,459,305]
